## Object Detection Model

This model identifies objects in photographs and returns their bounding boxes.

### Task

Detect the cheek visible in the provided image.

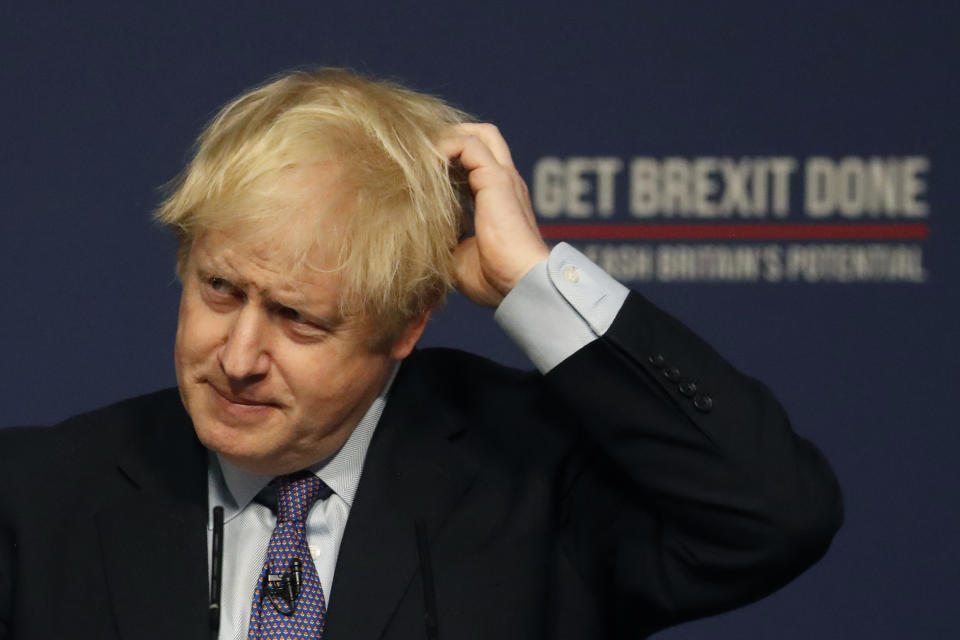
[282,348,382,409]
[175,297,223,368]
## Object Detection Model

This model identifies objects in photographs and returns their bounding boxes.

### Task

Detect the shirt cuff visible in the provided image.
[494,242,630,373]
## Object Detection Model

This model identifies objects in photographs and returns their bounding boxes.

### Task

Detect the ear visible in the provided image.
[388,309,431,360]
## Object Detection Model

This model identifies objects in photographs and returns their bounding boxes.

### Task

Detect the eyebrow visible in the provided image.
[267,299,345,330]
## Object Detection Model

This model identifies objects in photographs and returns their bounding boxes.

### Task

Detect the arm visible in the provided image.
[547,287,841,634]
[443,124,843,634]
[494,242,841,633]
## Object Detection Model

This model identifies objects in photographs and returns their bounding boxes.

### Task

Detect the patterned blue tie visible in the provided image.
[248,472,332,639]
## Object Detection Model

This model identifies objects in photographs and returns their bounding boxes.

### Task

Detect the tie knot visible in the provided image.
[275,472,332,524]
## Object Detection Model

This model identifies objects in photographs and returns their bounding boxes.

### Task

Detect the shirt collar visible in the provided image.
[207,362,400,525]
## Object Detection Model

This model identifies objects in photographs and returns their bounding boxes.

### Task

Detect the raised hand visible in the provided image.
[438,123,550,308]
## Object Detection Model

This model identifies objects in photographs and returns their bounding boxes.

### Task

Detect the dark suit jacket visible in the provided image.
[0,293,842,639]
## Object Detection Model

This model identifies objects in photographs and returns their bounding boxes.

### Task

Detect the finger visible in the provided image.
[437,134,513,191]
[437,130,537,229]
[448,125,529,214]
[436,134,497,171]
[451,236,504,308]
[452,123,516,170]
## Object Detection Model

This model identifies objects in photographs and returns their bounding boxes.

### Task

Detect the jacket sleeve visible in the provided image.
[546,291,843,636]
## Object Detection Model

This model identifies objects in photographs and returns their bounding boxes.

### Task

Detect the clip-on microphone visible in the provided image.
[264,557,304,615]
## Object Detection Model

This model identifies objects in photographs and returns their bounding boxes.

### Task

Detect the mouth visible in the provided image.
[205,381,280,414]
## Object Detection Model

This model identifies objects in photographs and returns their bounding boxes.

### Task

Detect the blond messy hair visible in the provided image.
[154,67,471,340]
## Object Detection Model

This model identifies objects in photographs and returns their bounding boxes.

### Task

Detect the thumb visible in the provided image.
[452,236,504,308]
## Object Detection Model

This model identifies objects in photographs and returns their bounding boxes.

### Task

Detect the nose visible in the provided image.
[218,306,270,382]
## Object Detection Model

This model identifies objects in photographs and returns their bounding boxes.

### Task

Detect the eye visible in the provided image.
[205,276,239,297]
[271,304,329,340]
[201,275,242,305]
[277,306,309,324]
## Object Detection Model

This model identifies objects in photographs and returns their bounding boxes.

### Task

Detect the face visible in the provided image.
[174,229,426,475]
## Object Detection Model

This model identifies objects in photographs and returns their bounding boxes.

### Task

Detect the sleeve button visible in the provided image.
[693,392,713,413]
[648,354,667,368]
[678,380,697,397]
[663,366,681,382]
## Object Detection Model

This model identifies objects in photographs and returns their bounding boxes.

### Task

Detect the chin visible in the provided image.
[191,413,246,455]
[186,391,262,447]
[191,417,275,471]
[183,400,294,475]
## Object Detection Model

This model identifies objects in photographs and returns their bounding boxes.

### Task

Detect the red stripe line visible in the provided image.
[537,223,929,241]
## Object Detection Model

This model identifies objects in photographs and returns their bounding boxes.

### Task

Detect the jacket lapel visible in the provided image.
[95,393,210,640]
[324,357,482,640]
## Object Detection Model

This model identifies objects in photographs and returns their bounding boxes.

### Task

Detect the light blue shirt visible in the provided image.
[208,242,629,639]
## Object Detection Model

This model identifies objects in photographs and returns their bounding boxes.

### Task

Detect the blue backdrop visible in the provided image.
[1,2,957,637]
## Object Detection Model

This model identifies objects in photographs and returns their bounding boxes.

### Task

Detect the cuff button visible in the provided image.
[663,366,681,382]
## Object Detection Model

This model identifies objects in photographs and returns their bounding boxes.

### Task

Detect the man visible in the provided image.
[0,68,842,639]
